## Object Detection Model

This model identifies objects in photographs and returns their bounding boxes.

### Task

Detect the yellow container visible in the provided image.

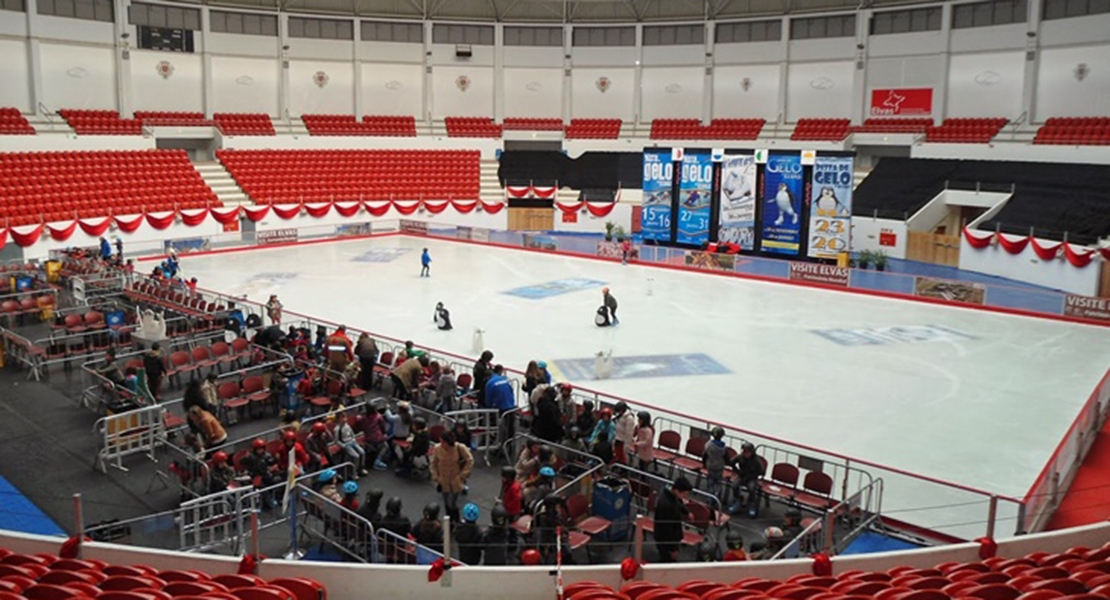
[837,252,850,268]
[45,260,62,284]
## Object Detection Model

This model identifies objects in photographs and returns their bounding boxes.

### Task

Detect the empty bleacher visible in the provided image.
[216,149,480,203]
[925,118,1009,143]
[502,117,563,131]
[790,118,851,141]
[0,108,35,135]
[1034,117,1110,146]
[133,111,210,126]
[58,110,142,136]
[445,117,502,138]
[650,119,764,140]
[213,113,275,136]
[564,119,622,139]
[301,115,416,136]
[852,118,933,134]
[0,150,219,225]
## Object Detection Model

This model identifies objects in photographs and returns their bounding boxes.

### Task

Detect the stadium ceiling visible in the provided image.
[169,0,924,21]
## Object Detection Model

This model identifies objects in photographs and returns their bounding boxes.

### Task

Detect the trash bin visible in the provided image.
[592,476,632,541]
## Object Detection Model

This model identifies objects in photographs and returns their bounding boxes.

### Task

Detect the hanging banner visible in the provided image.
[641,149,674,243]
[718,154,757,251]
[760,153,804,256]
[676,152,713,246]
[807,155,854,259]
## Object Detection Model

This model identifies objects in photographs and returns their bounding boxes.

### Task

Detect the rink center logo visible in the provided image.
[503,278,607,300]
[813,325,975,347]
[351,248,411,263]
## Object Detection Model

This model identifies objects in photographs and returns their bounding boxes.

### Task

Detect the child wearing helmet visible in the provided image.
[723,531,747,561]
[455,503,483,565]
[523,466,557,512]
[274,430,308,474]
[379,497,412,563]
[728,441,765,517]
[340,480,360,511]
[413,503,444,554]
[304,421,333,472]
[316,468,342,504]
[499,465,523,523]
[587,408,616,446]
[482,505,511,565]
[702,426,730,504]
[208,451,235,494]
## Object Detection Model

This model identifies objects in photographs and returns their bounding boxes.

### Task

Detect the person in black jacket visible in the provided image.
[379,497,412,563]
[455,502,483,565]
[482,505,511,566]
[530,387,565,443]
[357,488,384,530]
[728,442,766,517]
[654,476,692,563]
[143,343,166,400]
[472,350,494,407]
[412,503,443,554]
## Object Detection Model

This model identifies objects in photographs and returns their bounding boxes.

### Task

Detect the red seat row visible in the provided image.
[0,108,34,135]
[58,110,143,136]
[1034,118,1110,146]
[925,118,1008,143]
[0,547,326,600]
[214,113,275,136]
[302,114,416,137]
[216,149,481,203]
[565,119,622,139]
[0,150,219,223]
[791,118,851,141]
[851,118,933,134]
[562,541,1110,600]
[651,119,764,140]
[445,117,502,138]
[133,112,211,127]
[503,118,564,131]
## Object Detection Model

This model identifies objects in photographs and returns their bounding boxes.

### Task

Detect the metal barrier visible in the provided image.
[295,484,379,563]
[178,487,252,553]
[94,404,166,473]
[446,408,500,465]
[771,477,885,560]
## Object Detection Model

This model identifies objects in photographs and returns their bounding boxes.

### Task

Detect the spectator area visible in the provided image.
[0,108,35,135]
[1034,117,1110,146]
[445,117,502,138]
[214,113,276,136]
[302,115,416,137]
[565,119,623,139]
[925,118,1009,143]
[790,119,851,141]
[58,110,142,136]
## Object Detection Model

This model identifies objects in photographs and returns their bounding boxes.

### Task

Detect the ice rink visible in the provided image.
[179,234,1110,533]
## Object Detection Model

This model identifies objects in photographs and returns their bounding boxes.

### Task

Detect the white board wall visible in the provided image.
[786,60,854,121]
[130,50,204,114]
[570,67,635,121]
[360,62,423,117]
[712,64,781,121]
[40,43,116,110]
[288,60,354,116]
[946,51,1025,119]
[503,67,563,119]
[0,39,32,112]
[211,55,280,117]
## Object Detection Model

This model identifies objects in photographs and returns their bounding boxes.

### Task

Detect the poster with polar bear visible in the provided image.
[760,153,803,256]
[718,154,757,251]
[807,155,854,259]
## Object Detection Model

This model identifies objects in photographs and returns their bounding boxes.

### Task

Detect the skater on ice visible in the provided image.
[770,182,798,226]
[434,302,453,330]
[603,287,618,325]
[420,248,432,277]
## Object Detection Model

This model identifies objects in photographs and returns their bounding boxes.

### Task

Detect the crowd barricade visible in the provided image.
[770,477,885,559]
[295,483,380,563]
[93,403,166,473]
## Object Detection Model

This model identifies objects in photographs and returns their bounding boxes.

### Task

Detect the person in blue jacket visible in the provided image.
[420,248,432,277]
[486,365,517,438]
[99,237,111,260]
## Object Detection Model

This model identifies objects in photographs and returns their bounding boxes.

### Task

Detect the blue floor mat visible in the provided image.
[0,477,65,536]
[840,531,922,555]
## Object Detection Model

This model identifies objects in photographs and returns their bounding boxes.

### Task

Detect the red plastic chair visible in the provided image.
[264,581,323,600]
[214,577,265,591]
[24,584,87,600]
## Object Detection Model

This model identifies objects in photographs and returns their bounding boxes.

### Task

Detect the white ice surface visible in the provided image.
[178,235,1110,537]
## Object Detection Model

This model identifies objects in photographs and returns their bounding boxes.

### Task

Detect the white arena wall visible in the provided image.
[0,3,1107,125]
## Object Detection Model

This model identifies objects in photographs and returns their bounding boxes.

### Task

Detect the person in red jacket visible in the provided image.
[275,430,308,474]
[499,465,523,524]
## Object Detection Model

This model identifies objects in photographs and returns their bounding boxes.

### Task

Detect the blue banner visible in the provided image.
[641,150,674,242]
[807,155,854,259]
[677,153,713,246]
[761,153,804,256]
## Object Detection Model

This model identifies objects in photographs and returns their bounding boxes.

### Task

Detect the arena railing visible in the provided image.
[770,477,885,560]
[1022,367,1110,533]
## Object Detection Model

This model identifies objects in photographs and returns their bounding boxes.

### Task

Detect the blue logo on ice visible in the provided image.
[552,353,730,381]
[503,278,607,300]
[813,325,976,347]
[351,248,411,263]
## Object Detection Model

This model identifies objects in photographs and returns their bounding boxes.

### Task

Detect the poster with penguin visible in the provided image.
[760,153,804,256]
[807,155,854,259]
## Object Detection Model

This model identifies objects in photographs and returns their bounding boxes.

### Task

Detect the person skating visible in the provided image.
[603,287,619,324]
[420,248,432,277]
[434,302,452,330]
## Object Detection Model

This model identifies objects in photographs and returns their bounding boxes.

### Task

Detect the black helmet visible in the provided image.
[741,441,756,453]
[615,401,628,414]
[413,416,427,430]
[568,426,581,440]
[726,529,744,550]
[365,488,384,509]
[385,497,402,515]
[491,504,509,526]
[711,426,725,439]
[696,541,720,562]
[538,445,553,461]
[501,465,516,480]
[423,502,440,520]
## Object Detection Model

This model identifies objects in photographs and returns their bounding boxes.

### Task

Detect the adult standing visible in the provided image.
[143,343,166,401]
[430,430,474,523]
[114,237,123,260]
[472,350,494,407]
[603,288,619,325]
[530,387,564,443]
[355,333,379,391]
[99,237,111,260]
[266,295,283,325]
[391,355,429,401]
[485,365,517,439]
[326,325,354,373]
[654,476,693,563]
[420,248,432,277]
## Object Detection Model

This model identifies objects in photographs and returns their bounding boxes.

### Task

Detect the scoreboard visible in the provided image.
[137,25,195,53]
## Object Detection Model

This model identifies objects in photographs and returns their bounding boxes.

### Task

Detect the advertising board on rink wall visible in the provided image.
[1064,295,1110,322]
[807,155,853,259]
[257,228,298,245]
[914,276,986,305]
[641,149,674,243]
[789,263,850,287]
[399,219,428,235]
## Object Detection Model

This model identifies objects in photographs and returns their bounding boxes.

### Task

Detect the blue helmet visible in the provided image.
[462,503,480,523]
[343,480,359,495]
[540,466,556,478]
[537,361,547,369]
[318,469,337,483]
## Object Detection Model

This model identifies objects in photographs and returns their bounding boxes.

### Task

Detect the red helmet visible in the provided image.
[283,430,297,441]
[559,383,573,393]
[252,438,266,450]
[600,408,613,419]
[312,422,327,433]
[521,549,542,565]
[212,451,228,465]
